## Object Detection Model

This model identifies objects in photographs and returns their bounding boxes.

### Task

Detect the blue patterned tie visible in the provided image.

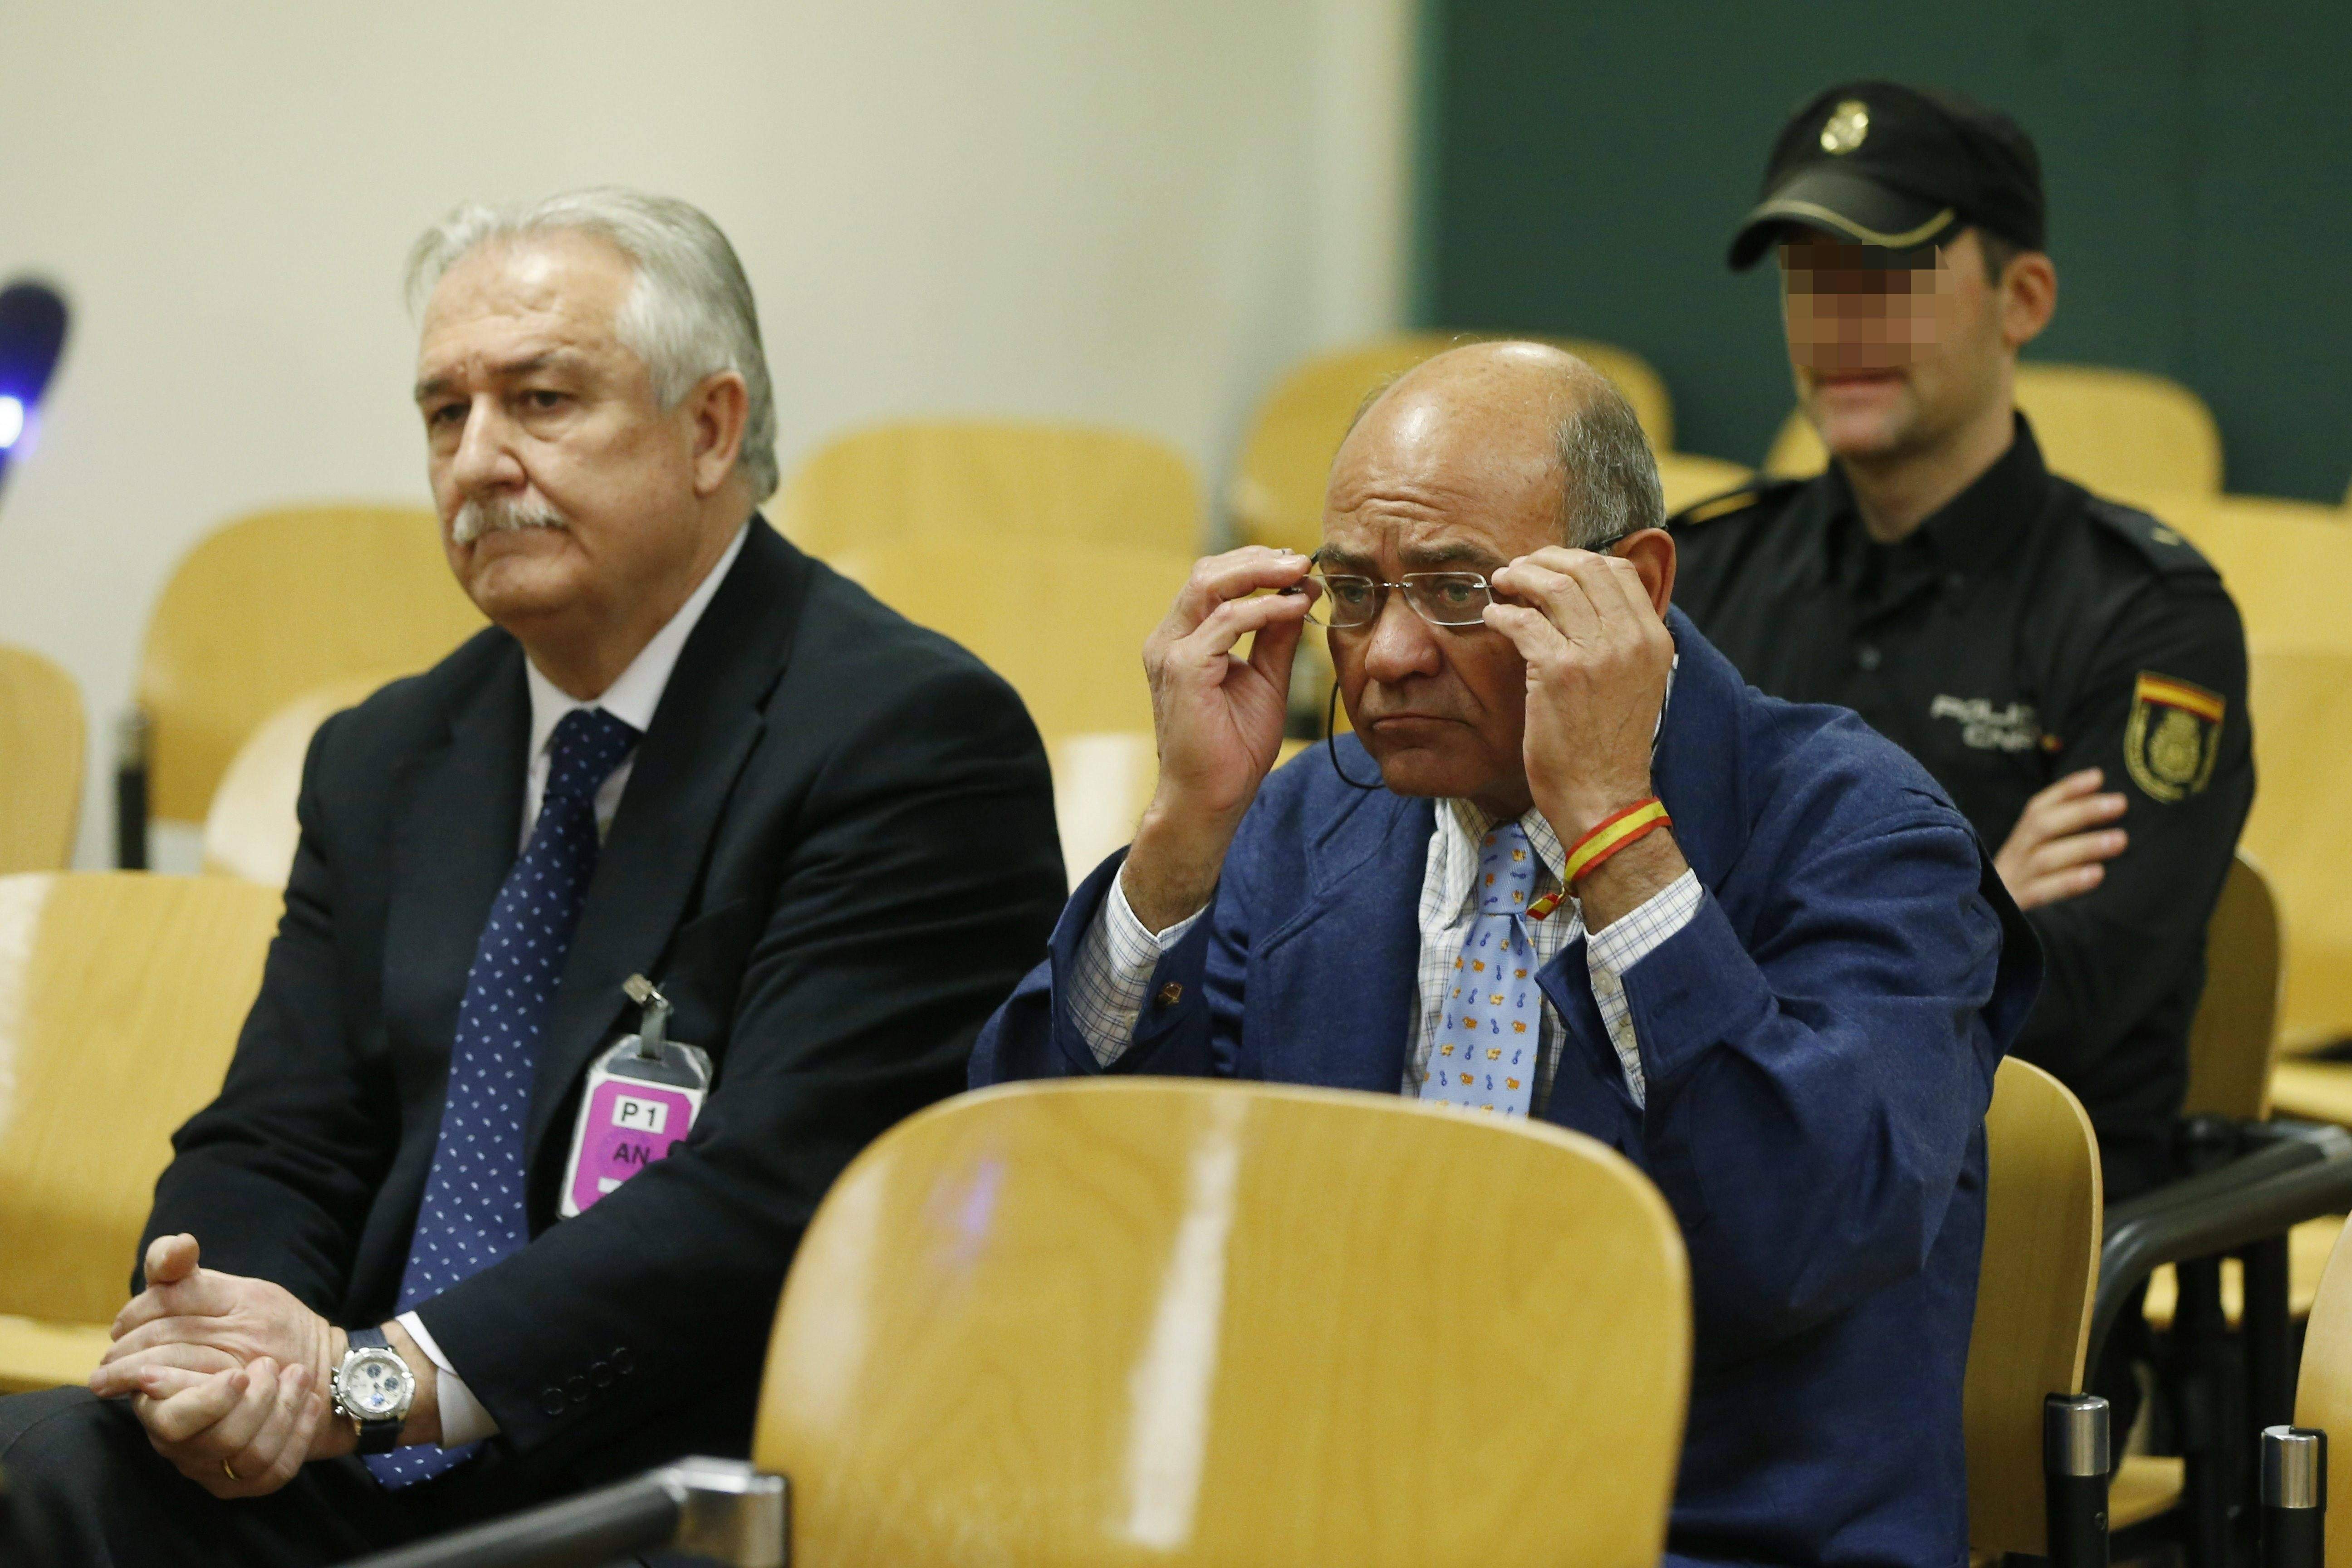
[1421,821,1542,1117]
[366,706,640,1487]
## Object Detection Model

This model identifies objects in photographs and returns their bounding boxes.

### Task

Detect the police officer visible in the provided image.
[1673,82,2254,1206]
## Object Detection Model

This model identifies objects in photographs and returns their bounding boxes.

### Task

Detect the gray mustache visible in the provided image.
[451,495,568,546]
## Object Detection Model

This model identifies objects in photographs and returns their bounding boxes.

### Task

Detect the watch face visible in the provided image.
[343,1349,412,1419]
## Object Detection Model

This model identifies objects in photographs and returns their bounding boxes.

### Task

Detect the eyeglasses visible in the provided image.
[1305,560,1491,628]
[1300,537,1632,630]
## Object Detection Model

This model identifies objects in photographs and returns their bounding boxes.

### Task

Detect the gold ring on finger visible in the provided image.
[222,1457,240,1483]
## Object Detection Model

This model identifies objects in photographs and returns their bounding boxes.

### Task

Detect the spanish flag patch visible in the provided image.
[2124,672,2225,802]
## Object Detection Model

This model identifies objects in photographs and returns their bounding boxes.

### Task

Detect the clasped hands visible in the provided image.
[1124,541,1679,933]
[87,1235,354,1498]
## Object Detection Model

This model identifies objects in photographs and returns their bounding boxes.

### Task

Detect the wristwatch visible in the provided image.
[331,1327,417,1454]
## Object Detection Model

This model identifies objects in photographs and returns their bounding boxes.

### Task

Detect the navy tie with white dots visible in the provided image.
[365,706,640,1488]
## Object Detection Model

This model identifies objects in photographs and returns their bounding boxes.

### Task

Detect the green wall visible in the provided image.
[1417,0,2352,501]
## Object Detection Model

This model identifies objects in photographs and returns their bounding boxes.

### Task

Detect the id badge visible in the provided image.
[560,975,714,1218]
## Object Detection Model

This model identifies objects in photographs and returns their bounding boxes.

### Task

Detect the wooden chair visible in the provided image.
[2234,645,2352,1069]
[1656,451,1754,517]
[774,419,1205,561]
[1229,333,1678,554]
[331,1080,1692,1568]
[1967,1058,2104,1561]
[757,1078,1692,1567]
[1047,733,1317,894]
[0,645,83,873]
[201,674,398,886]
[2161,493,2352,657]
[0,872,280,1392]
[130,505,482,853]
[2138,854,2341,1332]
[2116,854,2286,1542]
[1049,732,1158,885]
[1763,364,2224,508]
[2291,1215,2352,1561]
[830,539,1191,738]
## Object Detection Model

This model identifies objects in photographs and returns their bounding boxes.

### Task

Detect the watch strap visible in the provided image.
[338,1327,411,1455]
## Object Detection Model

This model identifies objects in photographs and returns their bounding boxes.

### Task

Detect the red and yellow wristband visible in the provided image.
[1524,798,1674,920]
[1563,797,1672,886]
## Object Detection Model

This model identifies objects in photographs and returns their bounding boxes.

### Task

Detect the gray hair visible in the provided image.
[405,187,779,501]
[1555,371,1664,547]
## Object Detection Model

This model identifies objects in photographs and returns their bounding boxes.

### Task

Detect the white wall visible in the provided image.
[0,0,1411,868]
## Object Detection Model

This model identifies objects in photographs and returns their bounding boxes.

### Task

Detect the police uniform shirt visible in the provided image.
[1671,415,2252,1198]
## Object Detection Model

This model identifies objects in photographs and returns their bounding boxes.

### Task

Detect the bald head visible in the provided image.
[1332,341,1663,548]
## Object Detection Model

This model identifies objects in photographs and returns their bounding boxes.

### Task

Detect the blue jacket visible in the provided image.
[973,610,2040,1568]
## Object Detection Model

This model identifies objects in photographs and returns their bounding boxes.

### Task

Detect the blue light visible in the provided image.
[0,397,21,450]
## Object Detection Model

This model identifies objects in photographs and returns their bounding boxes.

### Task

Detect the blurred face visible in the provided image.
[1321,377,1565,816]
[414,231,710,635]
[1780,227,2011,462]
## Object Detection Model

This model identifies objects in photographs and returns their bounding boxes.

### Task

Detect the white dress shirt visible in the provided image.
[1072,808,1698,1113]
[1068,662,1696,1115]
[396,522,747,1446]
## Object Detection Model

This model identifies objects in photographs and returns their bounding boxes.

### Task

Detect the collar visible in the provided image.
[522,522,750,757]
[1822,411,2050,595]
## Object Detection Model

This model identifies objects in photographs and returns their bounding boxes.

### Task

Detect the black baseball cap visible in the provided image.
[1727,81,2046,270]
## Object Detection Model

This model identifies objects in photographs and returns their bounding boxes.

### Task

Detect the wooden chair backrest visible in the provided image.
[774,419,1204,561]
[829,540,1190,738]
[0,873,279,1323]
[0,646,83,874]
[2236,645,2352,1053]
[1764,363,2223,506]
[2181,853,2283,1117]
[1230,333,1675,554]
[137,505,483,824]
[1656,452,1754,517]
[202,675,399,886]
[756,1079,1693,1568]
[2159,493,2352,652]
[1048,731,1158,884]
[1965,1058,2103,1558]
[2293,1212,2352,1562]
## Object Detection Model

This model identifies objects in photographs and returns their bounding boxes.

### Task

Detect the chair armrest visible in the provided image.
[2093,1149,2352,1367]
[338,1457,785,1568]
[2104,1122,2352,1244]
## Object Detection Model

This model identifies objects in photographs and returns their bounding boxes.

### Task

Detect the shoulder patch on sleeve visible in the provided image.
[1668,476,1805,531]
[2125,671,2227,802]
[2084,496,2220,579]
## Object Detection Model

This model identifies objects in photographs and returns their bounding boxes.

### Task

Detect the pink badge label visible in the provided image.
[567,1078,698,1215]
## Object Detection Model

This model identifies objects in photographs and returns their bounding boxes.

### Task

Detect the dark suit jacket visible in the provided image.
[974,611,2041,1568]
[145,518,1065,1493]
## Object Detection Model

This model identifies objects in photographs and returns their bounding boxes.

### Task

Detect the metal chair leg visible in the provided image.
[2261,1426,2325,1568]
[2047,1392,2112,1568]
[2179,1251,2237,1567]
[113,710,149,870]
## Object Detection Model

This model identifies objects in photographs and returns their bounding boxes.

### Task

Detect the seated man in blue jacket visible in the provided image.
[973,340,2040,1568]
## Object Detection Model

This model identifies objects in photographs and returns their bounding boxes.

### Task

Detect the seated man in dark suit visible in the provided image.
[974,341,2040,1568]
[0,188,1064,1566]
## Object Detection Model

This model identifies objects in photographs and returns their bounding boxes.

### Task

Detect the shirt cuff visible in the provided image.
[397,1310,499,1446]
[1067,873,1207,1068]
[1106,867,1207,955]
[1586,869,1702,981]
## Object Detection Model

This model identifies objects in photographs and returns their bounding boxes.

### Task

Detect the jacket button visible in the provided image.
[591,1359,614,1387]
[541,1387,566,1416]
[566,1375,591,1403]
[1855,644,1882,672]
